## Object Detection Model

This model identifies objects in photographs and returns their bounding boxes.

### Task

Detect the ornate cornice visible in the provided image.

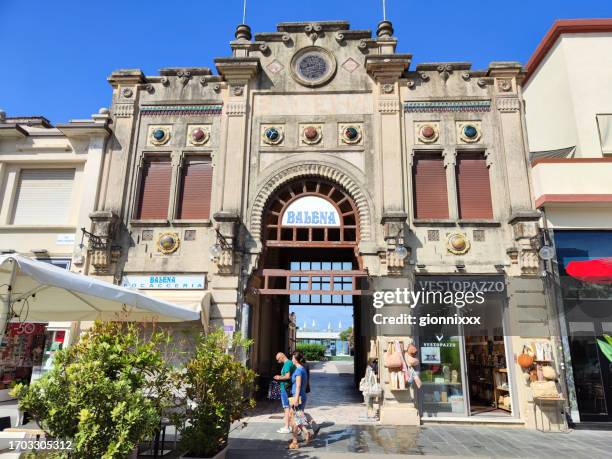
[249,163,372,241]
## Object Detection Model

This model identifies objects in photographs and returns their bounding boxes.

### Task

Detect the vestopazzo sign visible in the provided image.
[281,195,340,227]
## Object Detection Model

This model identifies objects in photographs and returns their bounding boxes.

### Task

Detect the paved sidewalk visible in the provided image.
[228,423,612,458]
[230,360,612,458]
[244,360,368,425]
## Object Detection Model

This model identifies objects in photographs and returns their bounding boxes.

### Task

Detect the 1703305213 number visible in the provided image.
[9,440,73,450]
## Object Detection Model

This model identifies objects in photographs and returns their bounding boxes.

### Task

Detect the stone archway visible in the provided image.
[249,163,373,243]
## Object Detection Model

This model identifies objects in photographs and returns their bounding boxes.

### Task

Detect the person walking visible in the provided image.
[273,352,295,434]
[287,351,319,449]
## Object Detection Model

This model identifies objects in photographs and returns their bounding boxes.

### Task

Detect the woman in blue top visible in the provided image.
[291,351,308,410]
[288,351,314,449]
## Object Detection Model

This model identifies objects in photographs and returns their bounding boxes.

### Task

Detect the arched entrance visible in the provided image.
[248,177,369,397]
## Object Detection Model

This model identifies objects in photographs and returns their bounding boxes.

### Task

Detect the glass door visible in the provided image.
[419,335,468,417]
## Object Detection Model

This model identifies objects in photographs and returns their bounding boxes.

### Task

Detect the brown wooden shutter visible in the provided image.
[136,157,172,220]
[177,157,213,219]
[413,154,449,219]
[456,153,493,219]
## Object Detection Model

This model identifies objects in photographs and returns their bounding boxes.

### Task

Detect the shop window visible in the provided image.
[177,156,212,219]
[11,168,75,225]
[456,153,493,219]
[136,156,172,220]
[412,153,449,219]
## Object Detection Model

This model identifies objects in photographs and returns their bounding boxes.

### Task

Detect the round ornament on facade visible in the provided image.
[190,127,209,145]
[302,125,321,144]
[341,125,361,144]
[290,46,337,87]
[460,124,481,143]
[263,127,283,145]
[151,127,170,145]
[157,232,180,254]
[447,233,471,255]
[418,124,439,143]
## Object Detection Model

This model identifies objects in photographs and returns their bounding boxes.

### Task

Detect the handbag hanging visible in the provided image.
[384,342,403,369]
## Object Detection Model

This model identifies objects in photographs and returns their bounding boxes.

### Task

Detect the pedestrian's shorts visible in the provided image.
[280,388,290,408]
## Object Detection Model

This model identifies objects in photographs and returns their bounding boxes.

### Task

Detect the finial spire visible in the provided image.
[242,0,247,25]
[382,0,387,21]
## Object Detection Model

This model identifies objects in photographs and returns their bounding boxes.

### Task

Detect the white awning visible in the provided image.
[0,254,200,323]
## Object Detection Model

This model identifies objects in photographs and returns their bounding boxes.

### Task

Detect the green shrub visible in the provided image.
[296,343,326,361]
[176,329,256,458]
[12,321,176,459]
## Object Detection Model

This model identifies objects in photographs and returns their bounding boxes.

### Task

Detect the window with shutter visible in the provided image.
[177,157,213,219]
[136,156,172,220]
[456,153,493,219]
[412,154,449,219]
[12,169,75,225]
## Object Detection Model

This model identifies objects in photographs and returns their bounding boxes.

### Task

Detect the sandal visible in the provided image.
[288,440,299,449]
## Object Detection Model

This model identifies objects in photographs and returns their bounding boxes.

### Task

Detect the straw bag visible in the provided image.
[531,381,559,398]
[384,342,403,369]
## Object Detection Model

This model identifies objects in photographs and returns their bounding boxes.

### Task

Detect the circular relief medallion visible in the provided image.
[301,125,322,145]
[447,233,471,255]
[151,127,170,146]
[418,124,439,143]
[262,126,283,145]
[459,124,481,143]
[340,125,362,144]
[290,47,337,87]
[190,127,209,146]
[157,232,180,254]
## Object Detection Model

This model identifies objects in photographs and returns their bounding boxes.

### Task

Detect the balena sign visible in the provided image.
[281,196,341,227]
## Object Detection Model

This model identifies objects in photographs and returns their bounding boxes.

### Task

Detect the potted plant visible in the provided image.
[12,321,176,459]
[176,329,256,459]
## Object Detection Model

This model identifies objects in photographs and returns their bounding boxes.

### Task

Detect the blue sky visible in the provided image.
[1,1,612,123]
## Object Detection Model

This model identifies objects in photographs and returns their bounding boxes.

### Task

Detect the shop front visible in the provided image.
[553,230,612,423]
[414,275,518,419]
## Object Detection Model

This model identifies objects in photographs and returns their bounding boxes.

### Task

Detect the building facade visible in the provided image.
[90,19,562,428]
[0,109,110,400]
[524,19,612,424]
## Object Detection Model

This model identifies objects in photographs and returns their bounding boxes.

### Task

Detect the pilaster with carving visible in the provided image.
[214,56,260,217]
[365,53,411,221]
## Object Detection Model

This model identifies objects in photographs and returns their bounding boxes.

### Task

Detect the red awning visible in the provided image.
[566,257,612,284]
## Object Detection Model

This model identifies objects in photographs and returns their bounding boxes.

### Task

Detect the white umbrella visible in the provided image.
[0,255,200,331]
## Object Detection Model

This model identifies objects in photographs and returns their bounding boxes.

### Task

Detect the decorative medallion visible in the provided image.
[447,232,471,255]
[300,125,322,145]
[121,87,133,98]
[382,83,394,94]
[415,122,440,144]
[188,125,210,146]
[157,232,180,254]
[339,124,362,145]
[497,79,513,92]
[262,126,284,145]
[150,126,171,146]
[457,122,482,143]
[290,46,337,87]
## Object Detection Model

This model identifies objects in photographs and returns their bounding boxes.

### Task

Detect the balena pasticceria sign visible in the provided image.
[281,196,341,227]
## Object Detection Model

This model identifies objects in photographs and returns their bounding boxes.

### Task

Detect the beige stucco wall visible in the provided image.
[524,33,612,157]
[0,117,109,271]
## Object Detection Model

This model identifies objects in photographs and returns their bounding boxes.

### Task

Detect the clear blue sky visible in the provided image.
[2,1,611,123]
